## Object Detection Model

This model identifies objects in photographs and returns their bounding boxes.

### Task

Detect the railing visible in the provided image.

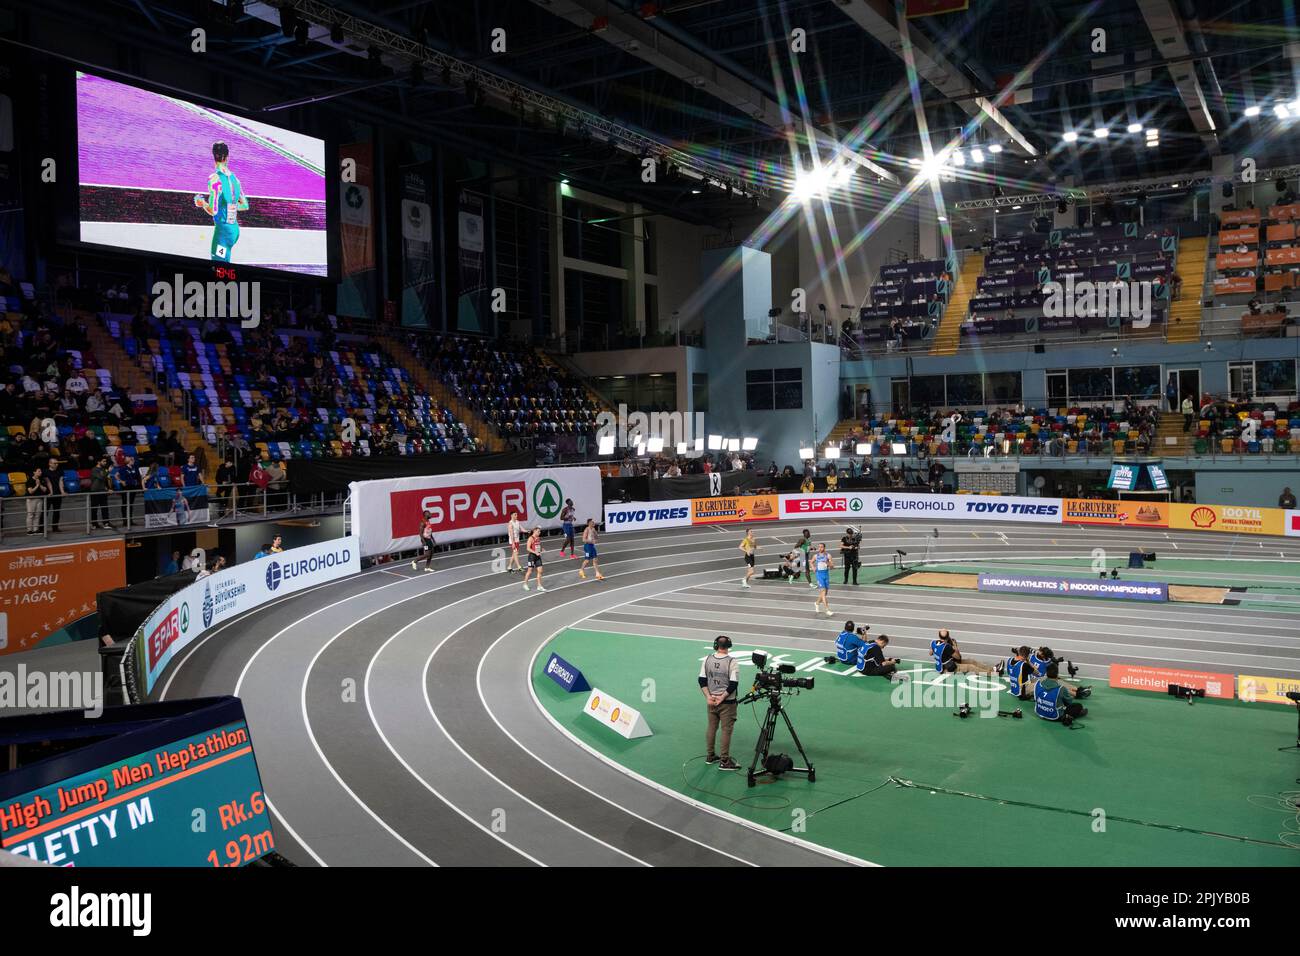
[820,436,1299,464]
[0,482,346,543]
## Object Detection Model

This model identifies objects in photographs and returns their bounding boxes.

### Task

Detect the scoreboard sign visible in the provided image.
[0,697,276,866]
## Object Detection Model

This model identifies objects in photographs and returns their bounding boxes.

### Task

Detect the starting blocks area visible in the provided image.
[534,628,1300,867]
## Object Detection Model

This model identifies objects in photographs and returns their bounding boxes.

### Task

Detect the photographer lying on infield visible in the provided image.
[700,636,741,771]
[929,629,997,675]
[1035,663,1089,723]
[1030,646,1091,698]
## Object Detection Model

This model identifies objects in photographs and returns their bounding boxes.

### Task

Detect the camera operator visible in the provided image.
[839,526,862,585]
[699,636,741,771]
[827,619,868,665]
[781,547,806,582]
[929,629,996,675]
[1030,646,1091,698]
[856,634,903,681]
[1003,646,1035,700]
[1034,663,1088,723]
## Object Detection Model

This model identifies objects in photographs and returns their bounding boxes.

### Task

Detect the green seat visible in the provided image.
[1193,438,1208,454]
[1275,438,1290,454]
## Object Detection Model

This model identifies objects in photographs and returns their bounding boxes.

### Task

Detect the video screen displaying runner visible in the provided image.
[75,71,328,276]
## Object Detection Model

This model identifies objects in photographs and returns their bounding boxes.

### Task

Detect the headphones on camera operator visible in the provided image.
[713,636,733,652]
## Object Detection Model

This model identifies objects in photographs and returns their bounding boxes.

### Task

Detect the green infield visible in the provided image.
[533,628,1300,866]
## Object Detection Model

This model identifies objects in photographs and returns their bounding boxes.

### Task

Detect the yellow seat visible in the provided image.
[1221,438,1234,453]
[1113,440,1125,454]
[9,472,27,495]
[7,425,25,437]
[1067,440,1078,453]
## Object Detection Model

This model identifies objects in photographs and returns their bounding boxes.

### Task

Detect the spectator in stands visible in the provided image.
[113,454,140,526]
[1280,487,1297,510]
[800,473,815,494]
[25,464,50,535]
[253,543,272,559]
[89,454,113,530]
[215,455,237,517]
[264,459,287,492]
[1165,375,1178,412]
[196,556,225,579]
[1181,394,1194,433]
[181,453,202,487]
[45,458,64,532]
[161,551,180,576]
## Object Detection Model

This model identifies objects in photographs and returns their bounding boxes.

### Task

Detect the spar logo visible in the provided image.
[394,481,528,535]
[266,561,283,591]
[850,497,864,512]
[147,607,181,669]
[180,601,191,634]
[532,479,563,520]
[789,497,847,514]
[201,580,214,628]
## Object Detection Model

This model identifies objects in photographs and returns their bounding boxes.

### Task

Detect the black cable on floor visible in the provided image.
[890,777,1300,851]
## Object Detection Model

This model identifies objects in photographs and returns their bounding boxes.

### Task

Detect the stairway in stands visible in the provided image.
[375,328,506,453]
[83,313,222,478]
[929,252,983,355]
[1155,411,1193,456]
[536,349,614,419]
[1165,236,1208,343]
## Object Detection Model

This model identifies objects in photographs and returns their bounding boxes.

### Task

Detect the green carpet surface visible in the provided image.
[535,628,1300,867]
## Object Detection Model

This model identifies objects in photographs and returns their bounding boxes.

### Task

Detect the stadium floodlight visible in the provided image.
[597,434,616,456]
[1275,103,1290,119]
[1244,105,1261,117]
[1126,122,1143,133]
[1093,127,1109,138]
[742,437,758,451]
[970,148,984,164]
[891,442,908,455]
[798,447,815,460]
[708,434,723,450]
[676,442,687,455]
[1062,131,1079,143]
[856,442,872,455]
[727,438,741,452]
[951,149,965,166]
[824,446,841,459]
[1145,127,1159,137]
[988,143,1002,153]
[646,437,664,453]
[694,437,705,452]
[636,442,646,457]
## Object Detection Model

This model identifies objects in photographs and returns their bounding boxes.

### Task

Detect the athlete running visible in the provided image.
[193,141,249,264]
[578,518,604,580]
[812,542,834,616]
[739,528,757,589]
[411,509,436,572]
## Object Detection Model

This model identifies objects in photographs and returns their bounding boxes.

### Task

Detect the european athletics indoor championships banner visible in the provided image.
[143,484,210,527]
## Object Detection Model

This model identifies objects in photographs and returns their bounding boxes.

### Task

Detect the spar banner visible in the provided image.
[978,573,1168,602]
[143,484,210,527]
[349,467,602,556]
[1169,503,1284,536]
[1287,510,1300,537]
[603,500,692,533]
[780,492,1062,524]
[1063,498,1169,528]
[0,540,125,655]
[132,538,359,696]
[690,494,779,525]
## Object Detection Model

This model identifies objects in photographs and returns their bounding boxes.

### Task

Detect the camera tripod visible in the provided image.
[741,690,815,788]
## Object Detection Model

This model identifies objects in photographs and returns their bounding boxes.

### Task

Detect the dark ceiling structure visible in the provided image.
[5,0,1300,225]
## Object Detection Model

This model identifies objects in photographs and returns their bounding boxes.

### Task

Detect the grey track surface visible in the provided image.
[154,519,1300,867]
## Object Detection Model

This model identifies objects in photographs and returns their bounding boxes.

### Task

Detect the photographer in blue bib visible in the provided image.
[1034,663,1089,724]
[929,630,997,675]
[1027,646,1091,699]
[700,636,741,771]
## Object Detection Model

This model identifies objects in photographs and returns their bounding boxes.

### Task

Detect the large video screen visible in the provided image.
[76,72,328,276]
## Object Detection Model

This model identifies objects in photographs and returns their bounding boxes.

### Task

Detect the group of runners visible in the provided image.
[737,527,837,616]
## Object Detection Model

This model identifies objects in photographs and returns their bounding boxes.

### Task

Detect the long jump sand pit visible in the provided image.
[891,570,1228,605]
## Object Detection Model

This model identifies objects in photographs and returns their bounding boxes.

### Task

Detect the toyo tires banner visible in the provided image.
[603,500,692,533]
[349,467,602,556]
[779,492,1062,523]
[131,538,359,697]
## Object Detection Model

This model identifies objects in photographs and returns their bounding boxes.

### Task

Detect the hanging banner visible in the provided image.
[457,189,489,334]
[349,467,602,556]
[143,484,210,527]
[338,136,377,319]
[399,158,436,328]
[1146,463,1169,491]
[0,540,125,655]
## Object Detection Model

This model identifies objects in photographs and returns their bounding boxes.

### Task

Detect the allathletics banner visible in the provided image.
[143,484,209,527]
[780,492,1062,524]
[131,537,359,696]
[349,467,602,556]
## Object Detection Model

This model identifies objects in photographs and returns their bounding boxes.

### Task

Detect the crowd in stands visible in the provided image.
[408,332,599,440]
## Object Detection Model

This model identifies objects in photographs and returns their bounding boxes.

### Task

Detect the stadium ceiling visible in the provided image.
[8,0,1300,223]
